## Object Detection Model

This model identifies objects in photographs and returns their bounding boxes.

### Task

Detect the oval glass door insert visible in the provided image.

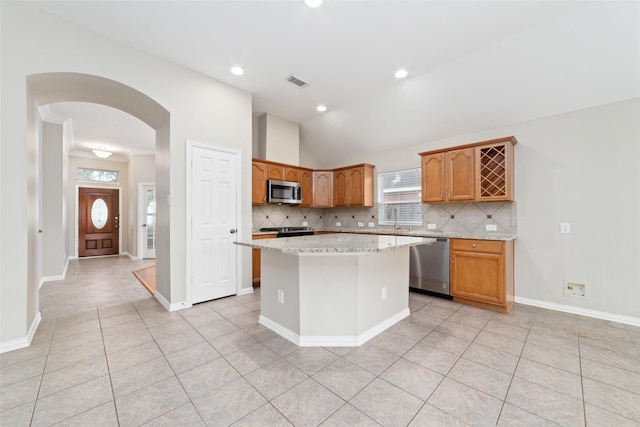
[91,198,108,229]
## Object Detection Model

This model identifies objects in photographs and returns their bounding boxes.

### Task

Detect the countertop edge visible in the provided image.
[251,228,517,241]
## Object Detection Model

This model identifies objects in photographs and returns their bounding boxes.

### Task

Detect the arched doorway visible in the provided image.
[26,72,171,307]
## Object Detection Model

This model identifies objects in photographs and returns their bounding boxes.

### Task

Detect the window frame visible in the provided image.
[377,168,422,226]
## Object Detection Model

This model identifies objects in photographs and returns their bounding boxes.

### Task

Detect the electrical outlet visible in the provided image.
[427,223,436,230]
[302,221,308,226]
[368,222,375,227]
[564,281,586,298]
[381,286,387,300]
[277,289,284,304]
[486,224,498,231]
[336,222,341,227]
[560,223,571,234]
[357,222,364,227]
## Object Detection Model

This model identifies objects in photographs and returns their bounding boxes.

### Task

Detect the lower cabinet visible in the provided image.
[252,234,277,287]
[450,238,514,312]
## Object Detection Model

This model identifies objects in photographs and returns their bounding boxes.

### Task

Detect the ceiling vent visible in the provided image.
[286,74,309,88]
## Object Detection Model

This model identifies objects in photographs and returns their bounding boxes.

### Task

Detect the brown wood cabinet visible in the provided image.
[419,136,517,203]
[450,238,514,312]
[252,161,268,205]
[267,164,283,180]
[299,168,313,207]
[313,171,334,207]
[268,164,300,182]
[333,164,374,207]
[252,234,277,286]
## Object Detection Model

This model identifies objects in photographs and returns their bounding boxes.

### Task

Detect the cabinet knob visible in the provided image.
[472,243,476,248]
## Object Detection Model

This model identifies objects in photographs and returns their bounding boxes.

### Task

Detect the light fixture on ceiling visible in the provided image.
[316,105,327,112]
[394,69,408,79]
[305,0,323,8]
[92,149,112,159]
[230,66,244,76]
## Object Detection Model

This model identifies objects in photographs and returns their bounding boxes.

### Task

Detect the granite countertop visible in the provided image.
[252,227,516,241]
[235,233,435,254]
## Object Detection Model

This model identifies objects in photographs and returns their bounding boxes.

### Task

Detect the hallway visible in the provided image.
[1,256,640,426]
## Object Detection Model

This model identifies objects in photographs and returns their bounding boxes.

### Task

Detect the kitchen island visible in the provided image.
[235,233,434,346]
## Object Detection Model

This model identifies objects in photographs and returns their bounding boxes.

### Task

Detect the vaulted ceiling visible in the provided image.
[31,1,640,164]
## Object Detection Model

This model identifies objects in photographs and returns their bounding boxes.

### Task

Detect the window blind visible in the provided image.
[378,168,422,225]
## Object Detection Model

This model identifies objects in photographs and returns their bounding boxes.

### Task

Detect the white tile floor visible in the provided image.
[1,255,640,426]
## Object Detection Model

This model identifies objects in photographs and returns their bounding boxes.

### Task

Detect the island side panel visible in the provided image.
[298,254,359,337]
[357,247,410,334]
[260,251,301,336]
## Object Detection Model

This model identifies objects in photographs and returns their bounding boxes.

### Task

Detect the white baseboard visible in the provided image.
[0,311,41,354]
[123,252,142,261]
[259,308,410,347]
[515,297,640,327]
[39,257,71,289]
[237,287,254,296]
[154,291,190,312]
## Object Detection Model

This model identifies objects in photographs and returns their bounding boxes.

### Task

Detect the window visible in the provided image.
[77,168,119,183]
[378,168,422,225]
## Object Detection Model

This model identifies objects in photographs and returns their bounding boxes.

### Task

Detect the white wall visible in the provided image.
[42,122,68,279]
[1,2,252,349]
[258,113,300,165]
[324,99,640,320]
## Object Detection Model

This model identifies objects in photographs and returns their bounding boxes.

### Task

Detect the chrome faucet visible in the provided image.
[391,207,400,231]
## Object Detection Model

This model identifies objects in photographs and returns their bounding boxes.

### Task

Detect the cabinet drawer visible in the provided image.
[451,239,504,253]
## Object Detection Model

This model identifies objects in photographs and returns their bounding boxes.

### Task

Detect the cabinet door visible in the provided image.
[299,169,313,207]
[450,239,505,307]
[313,171,334,207]
[446,148,475,201]
[284,167,300,183]
[268,165,285,180]
[252,161,268,205]
[348,167,364,205]
[333,169,349,207]
[421,153,445,202]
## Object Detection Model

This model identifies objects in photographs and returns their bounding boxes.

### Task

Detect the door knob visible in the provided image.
[142,224,147,227]
[230,229,237,234]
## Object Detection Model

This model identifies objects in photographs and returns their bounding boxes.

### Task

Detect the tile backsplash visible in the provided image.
[252,201,516,235]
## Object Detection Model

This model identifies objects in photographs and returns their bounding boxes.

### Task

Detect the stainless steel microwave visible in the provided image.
[267,179,302,204]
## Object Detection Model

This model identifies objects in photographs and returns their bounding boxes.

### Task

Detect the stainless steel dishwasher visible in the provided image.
[409,238,451,299]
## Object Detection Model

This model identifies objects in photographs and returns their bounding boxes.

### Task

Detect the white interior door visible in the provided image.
[139,184,156,259]
[190,145,238,303]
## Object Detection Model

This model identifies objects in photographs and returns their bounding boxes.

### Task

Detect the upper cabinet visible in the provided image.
[252,159,374,208]
[333,164,374,207]
[267,164,300,182]
[313,171,334,208]
[419,136,517,203]
[299,168,313,207]
[252,161,268,205]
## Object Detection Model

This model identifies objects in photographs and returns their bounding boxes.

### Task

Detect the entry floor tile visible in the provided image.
[5,256,640,426]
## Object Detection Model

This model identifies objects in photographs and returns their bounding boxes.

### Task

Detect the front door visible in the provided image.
[78,188,119,257]
[190,144,238,304]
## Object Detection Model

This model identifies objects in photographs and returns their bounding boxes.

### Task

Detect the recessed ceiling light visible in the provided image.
[316,105,327,112]
[230,66,244,76]
[394,69,408,79]
[305,0,323,8]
